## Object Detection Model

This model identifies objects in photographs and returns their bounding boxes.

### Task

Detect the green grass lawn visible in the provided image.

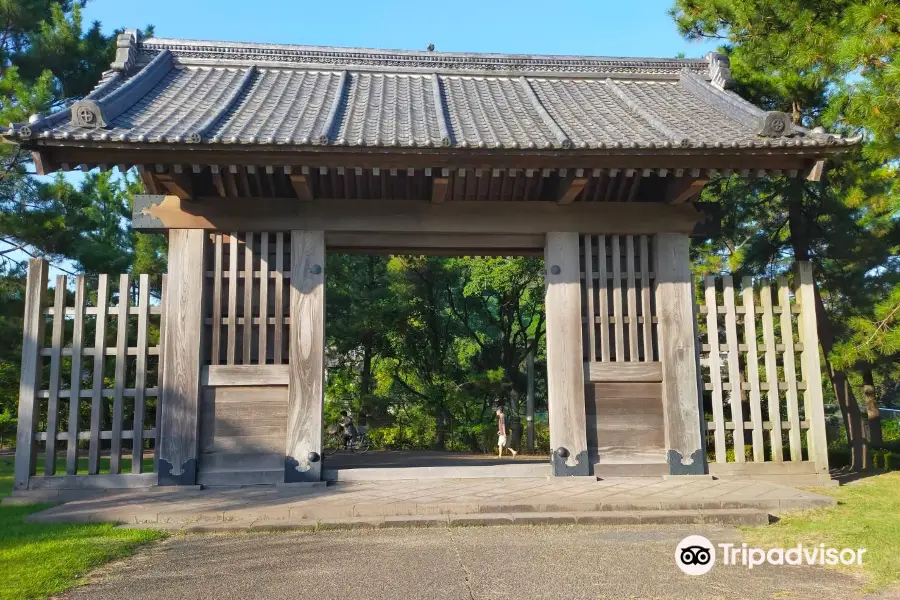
[0,455,165,600]
[745,471,900,590]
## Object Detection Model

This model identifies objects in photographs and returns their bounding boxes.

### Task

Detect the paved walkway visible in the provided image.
[61,525,893,600]
[26,477,834,529]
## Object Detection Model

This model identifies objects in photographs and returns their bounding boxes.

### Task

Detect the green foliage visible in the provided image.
[832,284,900,369]
[672,0,899,470]
[325,254,546,453]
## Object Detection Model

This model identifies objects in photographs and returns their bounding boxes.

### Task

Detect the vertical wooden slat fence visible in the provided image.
[13,258,165,491]
[204,232,291,365]
[697,263,829,476]
[581,234,658,366]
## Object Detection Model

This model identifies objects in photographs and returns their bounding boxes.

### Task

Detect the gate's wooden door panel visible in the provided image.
[197,365,289,486]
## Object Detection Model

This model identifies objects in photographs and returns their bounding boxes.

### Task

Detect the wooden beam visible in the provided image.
[133,196,707,235]
[157,229,205,486]
[558,177,588,204]
[584,361,663,383]
[156,172,193,200]
[666,177,708,204]
[325,232,544,255]
[289,174,312,201]
[655,233,706,475]
[544,232,589,476]
[431,177,449,204]
[285,230,325,482]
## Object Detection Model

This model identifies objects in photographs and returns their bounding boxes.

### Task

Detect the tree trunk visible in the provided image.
[788,184,867,470]
[359,340,372,426]
[862,368,882,449]
[434,407,446,450]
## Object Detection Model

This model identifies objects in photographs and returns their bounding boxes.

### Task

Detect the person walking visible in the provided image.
[496,407,518,458]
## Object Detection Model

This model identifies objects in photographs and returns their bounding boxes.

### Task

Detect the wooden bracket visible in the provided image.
[666,178,708,205]
[558,177,588,204]
[805,160,825,182]
[137,165,159,195]
[154,172,193,200]
[431,177,449,204]
[289,174,312,201]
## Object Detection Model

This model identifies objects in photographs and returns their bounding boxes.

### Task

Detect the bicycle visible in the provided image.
[323,427,371,456]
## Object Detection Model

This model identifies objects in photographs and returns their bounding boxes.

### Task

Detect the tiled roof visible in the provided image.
[9,30,856,151]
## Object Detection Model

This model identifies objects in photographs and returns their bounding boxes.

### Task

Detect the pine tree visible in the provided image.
[672,0,899,470]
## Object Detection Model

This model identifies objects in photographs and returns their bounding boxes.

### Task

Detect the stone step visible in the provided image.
[117,508,770,533]
[324,464,552,481]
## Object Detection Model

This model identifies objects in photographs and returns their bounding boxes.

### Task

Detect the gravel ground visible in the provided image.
[62,524,896,600]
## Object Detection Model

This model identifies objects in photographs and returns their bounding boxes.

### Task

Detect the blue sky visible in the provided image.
[82,0,718,59]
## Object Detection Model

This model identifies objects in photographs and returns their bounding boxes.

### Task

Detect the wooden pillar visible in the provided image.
[285,230,326,482]
[13,258,48,491]
[544,232,589,475]
[655,233,707,475]
[796,262,830,473]
[157,229,206,485]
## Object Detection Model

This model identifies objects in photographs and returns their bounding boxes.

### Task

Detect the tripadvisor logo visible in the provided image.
[675,535,866,575]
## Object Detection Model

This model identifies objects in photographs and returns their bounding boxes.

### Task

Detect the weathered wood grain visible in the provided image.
[132,274,150,473]
[133,196,705,235]
[722,275,746,463]
[211,233,223,365]
[227,232,238,364]
[778,276,803,461]
[703,276,727,463]
[759,280,783,462]
[202,364,290,386]
[611,236,624,361]
[596,235,610,361]
[243,232,254,364]
[285,230,325,482]
[625,236,639,361]
[88,274,109,474]
[582,235,596,362]
[157,229,205,485]
[585,382,665,465]
[639,235,653,361]
[584,361,662,383]
[44,275,67,475]
[274,232,284,364]
[544,232,588,474]
[741,278,765,462]
[13,259,48,490]
[66,276,86,475]
[796,263,829,472]
[109,273,130,475]
[655,233,705,475]
[258,232,269,364]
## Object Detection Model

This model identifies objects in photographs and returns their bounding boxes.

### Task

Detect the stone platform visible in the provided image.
[21,476,835,532]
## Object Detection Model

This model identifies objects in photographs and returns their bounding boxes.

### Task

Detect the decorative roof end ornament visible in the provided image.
[70,99,107,128]
[111,29,141,72]
[706,52,734,91]
[757,111,792,138]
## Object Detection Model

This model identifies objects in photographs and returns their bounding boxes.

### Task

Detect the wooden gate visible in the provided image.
[198,232,291,486]
[580,234,665,475]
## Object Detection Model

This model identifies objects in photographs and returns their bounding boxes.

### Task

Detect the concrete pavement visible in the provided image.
[22,477,835,530]
[61,525,892,600]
